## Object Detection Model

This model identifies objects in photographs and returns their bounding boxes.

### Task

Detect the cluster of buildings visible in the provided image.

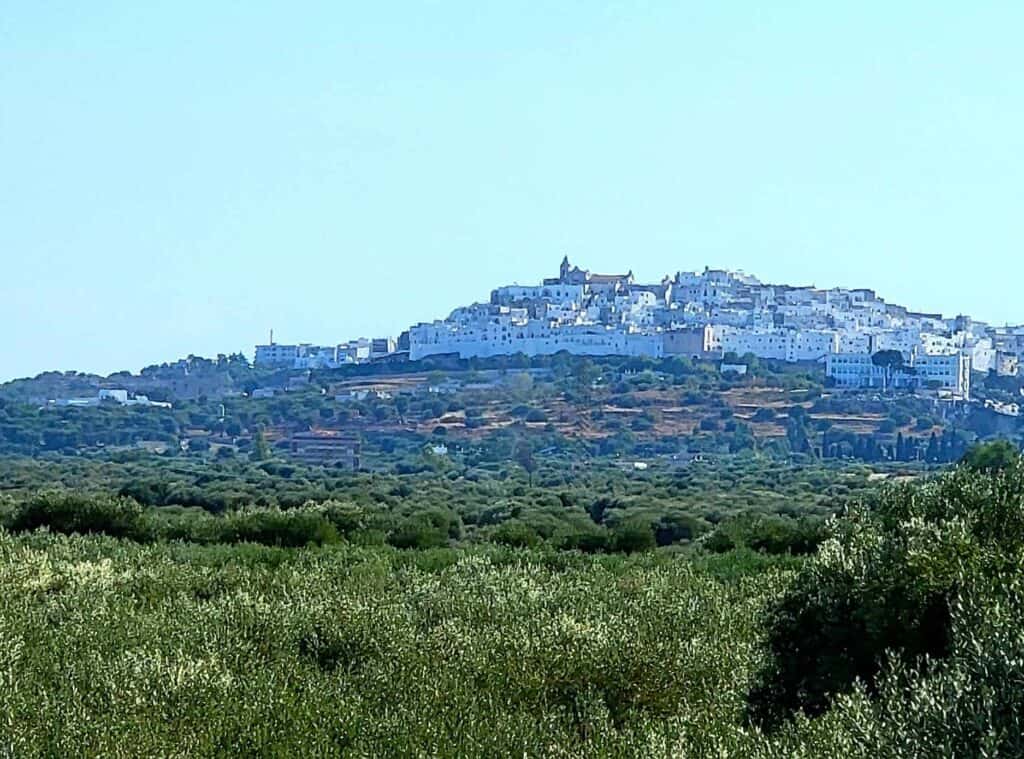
[404,258,1024,400]
[47,389,172,409]
[251,258,1022,401]
[254,336,403,369]
[824,352,973,397]
[287,431,361,469]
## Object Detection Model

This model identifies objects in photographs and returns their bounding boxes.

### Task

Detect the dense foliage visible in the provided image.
[2,444,1023,755]
[0,454,882,553]
[747,450,1024,754]
[0,537,796,756]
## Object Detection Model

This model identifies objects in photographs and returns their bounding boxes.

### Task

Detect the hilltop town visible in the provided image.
[256,257,1022,399]
[2,259,1022,472]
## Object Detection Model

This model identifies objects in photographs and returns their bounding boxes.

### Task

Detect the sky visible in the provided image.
[2,2,1022,381]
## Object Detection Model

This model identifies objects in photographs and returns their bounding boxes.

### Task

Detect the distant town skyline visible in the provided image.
[5,256,1019,383]
[251,256,1013,401]
[1,254,1022,383]
[3,3,1023,381]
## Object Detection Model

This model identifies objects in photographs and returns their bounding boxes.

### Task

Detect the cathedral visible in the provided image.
[544,256,634,287]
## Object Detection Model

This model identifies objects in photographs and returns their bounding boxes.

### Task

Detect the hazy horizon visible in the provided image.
[4,3,1022,381]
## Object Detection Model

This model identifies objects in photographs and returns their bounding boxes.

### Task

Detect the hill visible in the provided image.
[1,353,1020,468]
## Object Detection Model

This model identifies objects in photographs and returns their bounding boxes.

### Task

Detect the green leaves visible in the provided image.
[0,535,782,756]
[748,459,1024,755]
[4,459,1024,755]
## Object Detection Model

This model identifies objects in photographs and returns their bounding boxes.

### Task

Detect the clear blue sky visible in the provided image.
[2,2,1022,381]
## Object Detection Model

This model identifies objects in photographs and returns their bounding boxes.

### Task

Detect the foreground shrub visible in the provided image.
[747,460,1024,733]
[0,535,785,756]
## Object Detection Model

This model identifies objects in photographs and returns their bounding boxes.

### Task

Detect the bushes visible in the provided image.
[0,455,888,554]
[490,519,542,548]
[387,508,460,550]
[6,460,1024,753]
[914,415,936,431]
[746,510,956,728]
[653,512,707,546]
[0,490,763,555]
[0,494,17,525]
[704,513,825,556]
[8,492,147,539]
[0,534,788,756]
[609,519,656,553]
[219,509,339,547]
[888,409,913,427]
[960,439,1021,473]
[0,451,887,533]
[747,459,1024,736]
[387,518,447,549]
[554,521,612,553]
[630,415,654,432]
[5,493,340,548]
[158,507,340,547]
[699,418,720,432]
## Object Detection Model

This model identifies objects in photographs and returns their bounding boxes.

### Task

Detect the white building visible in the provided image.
[295,346,339,369]
[720,362,748,375]
[718,328,788,360]
[786,330,839,362]
[826,352,971,398]
[371,338,397,358]
[50,389,172,409]
[340,339,372,363]
[869,330,920,358]
[838,332,872,354]
[409,317,664,360]
[491,284,586,305]
[98,389,129,404]
[913,353,971,398]
[918,332,959,356]
[254,343,302,367]
[825,353,879,388]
